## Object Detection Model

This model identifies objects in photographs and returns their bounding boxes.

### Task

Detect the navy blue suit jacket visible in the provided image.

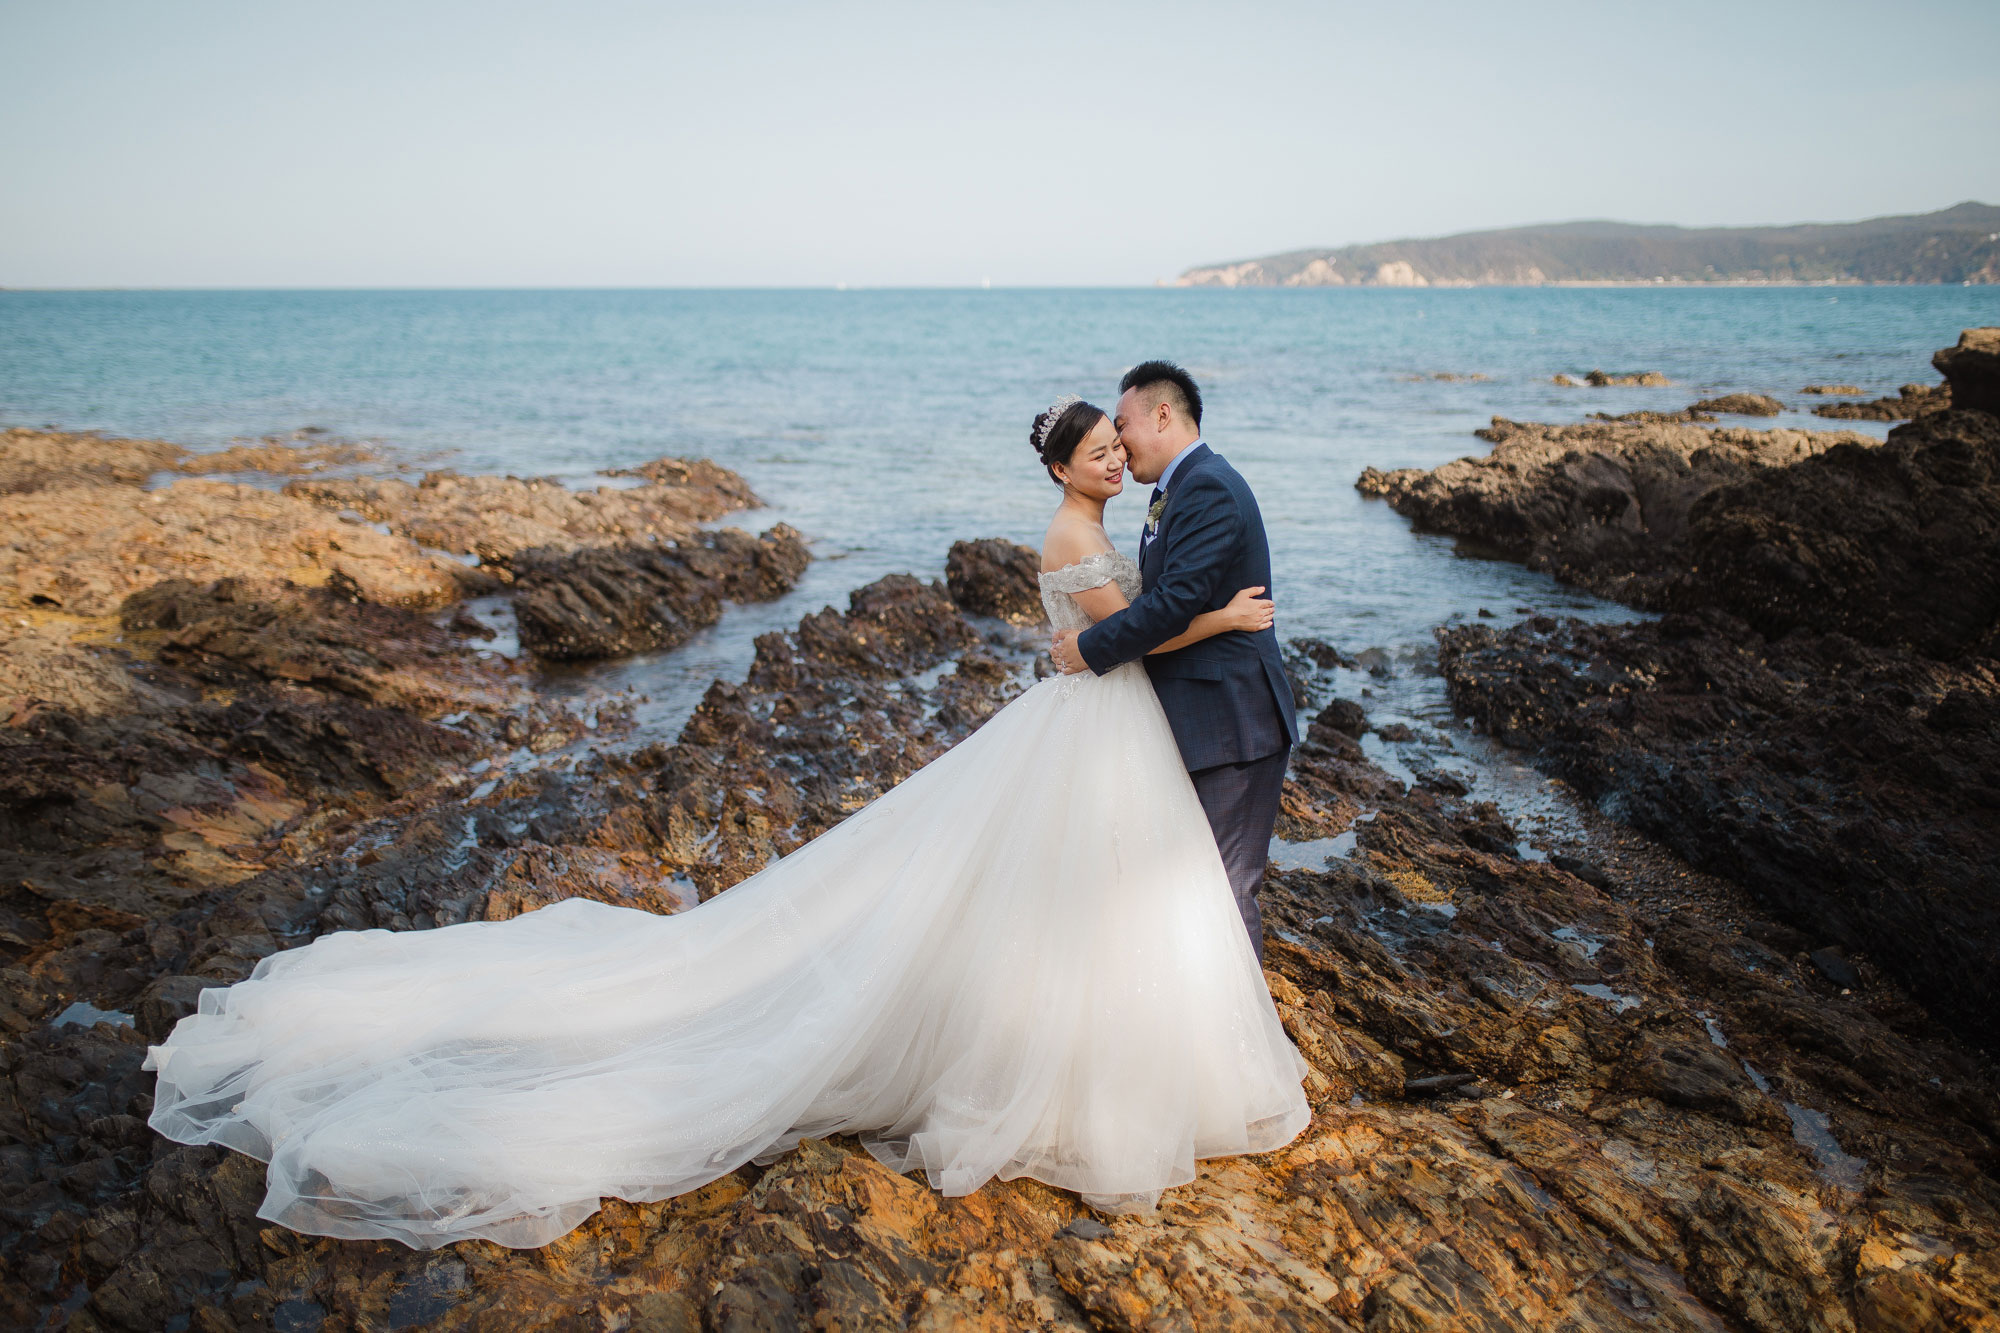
[1076,443,1300,771]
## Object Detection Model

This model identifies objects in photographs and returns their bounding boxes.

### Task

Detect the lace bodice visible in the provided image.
[1038,550,1142,632]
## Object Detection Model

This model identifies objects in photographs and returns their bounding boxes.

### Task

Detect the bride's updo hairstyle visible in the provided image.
[1030,397,1108,486]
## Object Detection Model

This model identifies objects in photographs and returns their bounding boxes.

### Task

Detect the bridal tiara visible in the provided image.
[1034,393,1085,456]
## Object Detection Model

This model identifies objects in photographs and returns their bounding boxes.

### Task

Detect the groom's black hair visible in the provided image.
[1119,361,1202,429]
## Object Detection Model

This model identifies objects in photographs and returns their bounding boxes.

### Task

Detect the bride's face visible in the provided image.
[1057,417,1127,500]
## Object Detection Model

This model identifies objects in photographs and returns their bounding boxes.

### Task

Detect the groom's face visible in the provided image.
[1113,388,1171,484]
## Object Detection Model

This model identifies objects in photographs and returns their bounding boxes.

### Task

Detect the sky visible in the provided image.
[3,0,1997,288]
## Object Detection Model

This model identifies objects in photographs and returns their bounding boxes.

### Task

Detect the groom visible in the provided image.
[1049,362,1299,962]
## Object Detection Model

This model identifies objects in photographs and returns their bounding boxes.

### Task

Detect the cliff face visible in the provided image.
[1179,202,2000,287]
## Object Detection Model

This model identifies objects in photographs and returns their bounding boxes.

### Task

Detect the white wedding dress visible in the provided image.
[143,550,1312,1249]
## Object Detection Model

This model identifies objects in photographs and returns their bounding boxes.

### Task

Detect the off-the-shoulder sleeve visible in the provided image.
[1037,552,1121,594]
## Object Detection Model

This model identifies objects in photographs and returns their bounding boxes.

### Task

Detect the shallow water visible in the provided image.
[6,286,1996,838]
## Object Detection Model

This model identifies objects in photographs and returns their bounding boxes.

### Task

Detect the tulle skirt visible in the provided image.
[143,661,1313,1248]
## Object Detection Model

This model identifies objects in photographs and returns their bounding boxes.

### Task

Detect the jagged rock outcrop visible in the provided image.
[1934,326,2000,415]
[512,525,810,659]
[1354,416,1875,604]
[945,537,1046,624]
[1378,331,2000,1054]
[287,464,756,567]
[1584,369,1672,387]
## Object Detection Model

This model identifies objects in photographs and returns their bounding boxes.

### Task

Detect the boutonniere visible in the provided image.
[1146,495,1167,534]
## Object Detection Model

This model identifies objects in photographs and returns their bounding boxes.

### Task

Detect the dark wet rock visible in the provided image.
[945,538,1045,624]
[1673,407,2000,658]
[1809,947,1861,991]
[1812,383,1950,420]
[639,575,994,897]
[133,974,208,1042]
[1550,854,1616,893]
[1355,416,1875,605]
[1934,326,2000,416]
[1437,613,2000,1048]
[1689,393,1784,417]
[511,525,809,660]
[1314,697,1368,739]
[121,576,527,712]
[1288,636,1356,670]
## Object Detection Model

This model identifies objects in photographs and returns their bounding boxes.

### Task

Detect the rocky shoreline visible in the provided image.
[1355,330,1999,1061]
[3,415,1998,1330]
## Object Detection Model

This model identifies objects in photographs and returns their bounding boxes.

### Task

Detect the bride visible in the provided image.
[142,395,1314,1250]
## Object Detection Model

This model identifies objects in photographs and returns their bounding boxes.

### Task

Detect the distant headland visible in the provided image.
[1175,201,2000,287]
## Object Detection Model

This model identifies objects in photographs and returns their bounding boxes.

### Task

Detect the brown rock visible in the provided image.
[1811,383,1949,420]
[1584,369,1673,387]
[0,427,372,496]
[1588,408,1718,425]
[0,427,184,494]
[0,479,466,616]
[945,538,1046,624]
[1688,393,1783,416]
[0,621,153,720]
[176,438,373,476]
[1801,384,1865,396]
[287,459,758,567]
[600,455,762,505]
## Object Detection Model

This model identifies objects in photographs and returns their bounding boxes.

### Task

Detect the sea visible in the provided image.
[5,286,1996,852]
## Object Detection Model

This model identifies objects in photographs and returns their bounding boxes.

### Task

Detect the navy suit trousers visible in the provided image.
[1189,745,1290,965]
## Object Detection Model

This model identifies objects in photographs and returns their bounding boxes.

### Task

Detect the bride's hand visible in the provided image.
[1222,585,1274,633]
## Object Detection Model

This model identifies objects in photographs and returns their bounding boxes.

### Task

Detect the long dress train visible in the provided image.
[142,549,1312,1249]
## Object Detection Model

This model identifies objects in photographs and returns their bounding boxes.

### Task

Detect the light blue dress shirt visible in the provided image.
[1154,437,1203,496]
